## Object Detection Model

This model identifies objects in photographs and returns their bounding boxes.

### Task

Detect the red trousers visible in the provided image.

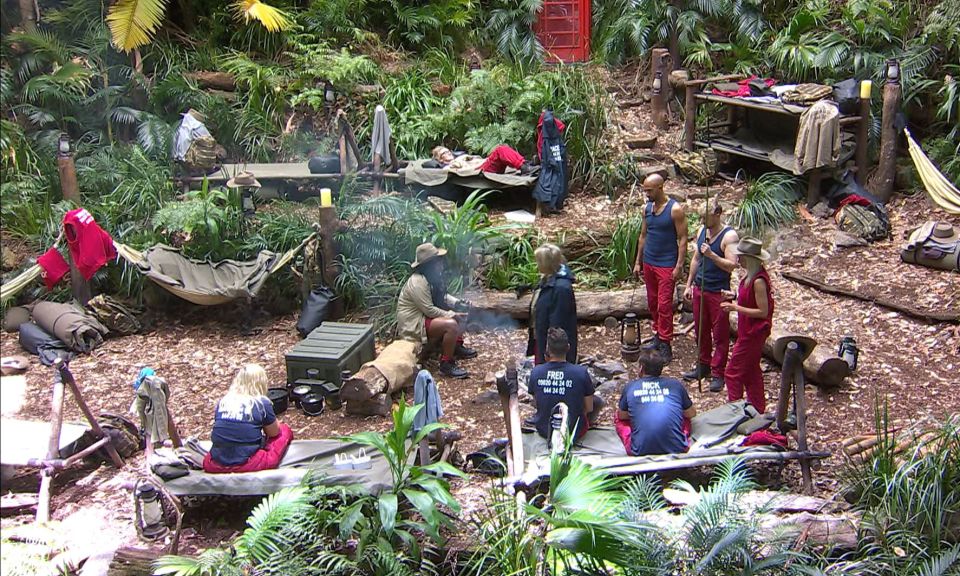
[203,423,294,473]
[643,263,675,342]
[614,413,690,456]
[692,287,730,377]
[725,329,769,413]
[480,145,525,173]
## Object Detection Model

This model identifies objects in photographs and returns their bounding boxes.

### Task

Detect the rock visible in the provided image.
[1,246,18,271]
[426,196,457,215]
[811,201,832,219]
[591,360,627,379]
[833,231,868,249]
[596,380,620,398]
[636,165,670,180]
[473,389,500,404]
[625,133,658,149]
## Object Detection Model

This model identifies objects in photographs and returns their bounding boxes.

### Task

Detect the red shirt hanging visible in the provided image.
[37,247,70,290]
[63,208,117,280]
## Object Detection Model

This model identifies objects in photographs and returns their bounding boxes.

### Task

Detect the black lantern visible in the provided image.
[652,70,663,96]
[883,59,900,84]
[134,483,168,540]
[620,312,641,362]
[57,133,71,157]
[324,80,336,104]
[838,336,859,371]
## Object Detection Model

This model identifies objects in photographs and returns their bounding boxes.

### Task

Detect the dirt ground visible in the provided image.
[2,70,958,560]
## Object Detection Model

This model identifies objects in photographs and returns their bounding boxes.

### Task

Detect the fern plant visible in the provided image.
[730,173,799,235]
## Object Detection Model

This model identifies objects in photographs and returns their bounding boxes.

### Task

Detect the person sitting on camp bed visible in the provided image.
[615,349,696,456]
[527,327,603,440]
[203,364,293,474]
[396,242,477,379]
[431,145,537,175]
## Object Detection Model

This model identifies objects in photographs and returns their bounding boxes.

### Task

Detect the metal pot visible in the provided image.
[301,393,325,416]
[267,388,289,415]
[290,384,313,407]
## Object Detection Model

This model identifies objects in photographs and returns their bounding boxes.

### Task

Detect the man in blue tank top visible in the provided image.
[633,174,687,363]
[683,198,739,392]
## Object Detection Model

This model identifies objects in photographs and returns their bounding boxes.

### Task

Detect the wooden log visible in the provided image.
[556,229,614,261]
[471,288,657,322]
[345,393,392,417]
[870,64,900,202]
[184,71,236,91]
[782,270,959,324]
[651,49,669,130]
[730,317,850,387]
[340,340,419,403]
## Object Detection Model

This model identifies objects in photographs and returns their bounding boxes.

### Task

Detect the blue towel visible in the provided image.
[412,369,443,434]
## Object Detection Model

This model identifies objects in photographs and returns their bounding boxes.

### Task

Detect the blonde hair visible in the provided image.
[432,146,451,162]
[227,364,269,398]
[535,243,563,276]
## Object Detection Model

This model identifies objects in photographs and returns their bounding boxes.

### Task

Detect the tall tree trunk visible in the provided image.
[19,0,37,31]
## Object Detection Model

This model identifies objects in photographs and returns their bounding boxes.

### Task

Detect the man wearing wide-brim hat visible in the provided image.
[396,242,477,379]
[719,237,775,413]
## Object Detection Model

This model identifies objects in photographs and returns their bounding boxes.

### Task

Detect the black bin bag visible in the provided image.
[296,286,335,338]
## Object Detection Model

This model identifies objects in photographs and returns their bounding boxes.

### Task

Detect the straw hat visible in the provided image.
[226,171,261,189]
[411,242,447,269]
[731,237,770,262]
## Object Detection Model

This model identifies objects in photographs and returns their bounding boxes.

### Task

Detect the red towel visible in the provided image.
[711,76,777,98]
[37,248,70,290]
[742,429,789,449]
[63,208,117,280]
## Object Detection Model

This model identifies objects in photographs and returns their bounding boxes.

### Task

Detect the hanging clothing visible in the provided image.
[793,100,841,175]
[134,375,173,445]
[532,110,569,211]
[63,208,117,280]
[412,370,443,434]
[371,105,392,163]
[725,269,774,412]
[37,248,70,290]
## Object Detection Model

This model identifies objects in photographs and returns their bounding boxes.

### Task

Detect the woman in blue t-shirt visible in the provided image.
[202,364,293,473]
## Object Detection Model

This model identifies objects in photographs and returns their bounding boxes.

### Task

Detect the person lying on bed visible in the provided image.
[527,327,603,440]
[203,364,294,473]
[430,145,537,175]
[615,350,696,456]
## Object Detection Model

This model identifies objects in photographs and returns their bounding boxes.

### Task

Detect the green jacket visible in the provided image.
[396,273,460,344]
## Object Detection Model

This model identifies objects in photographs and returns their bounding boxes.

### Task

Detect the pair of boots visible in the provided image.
[682,362,725,392]
[641,334,673,363]
[439,343,477,379]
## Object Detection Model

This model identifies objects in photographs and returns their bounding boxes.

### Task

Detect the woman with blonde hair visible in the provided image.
[526,243,578,364]
[203,364,293,473]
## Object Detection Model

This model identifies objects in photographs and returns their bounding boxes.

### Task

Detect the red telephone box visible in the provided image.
[534,0,591,63]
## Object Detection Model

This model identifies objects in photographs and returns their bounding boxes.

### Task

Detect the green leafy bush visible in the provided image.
[730,173,799,236]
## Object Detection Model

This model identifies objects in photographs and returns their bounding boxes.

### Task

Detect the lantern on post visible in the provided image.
[324,80,336,104]
[620,312,641,362]
[883,59,900,84]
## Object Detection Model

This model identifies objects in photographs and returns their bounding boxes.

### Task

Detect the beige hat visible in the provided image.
[731,237,771,262]
[226,171,261,189]
[411,242,447,269]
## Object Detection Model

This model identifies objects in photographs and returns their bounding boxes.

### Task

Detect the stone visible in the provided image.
[0,246,18,271]
[596,380,620,398]
[625,133,658,149]
[473,389,500,404]
[591,360,627,379]
[811,201,832,219]
[833,231,868,249]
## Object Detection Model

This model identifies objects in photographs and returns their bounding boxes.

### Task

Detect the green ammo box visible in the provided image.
[285,322,375,388]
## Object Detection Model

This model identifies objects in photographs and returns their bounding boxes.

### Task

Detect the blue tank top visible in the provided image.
[695,226,733,292]
[642,199,679,267]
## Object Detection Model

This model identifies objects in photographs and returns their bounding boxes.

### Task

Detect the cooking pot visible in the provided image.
[267,388,289,415]
[301,393,325,416]
[290,384,313,406]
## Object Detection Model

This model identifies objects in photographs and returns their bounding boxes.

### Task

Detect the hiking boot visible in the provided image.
[780,412,797,433]
[455,343,478,359]
[439,360,468,379]
[682,363,711,381]
[642,335,662,350]
[657,341,673,363]
[708,376,725,392]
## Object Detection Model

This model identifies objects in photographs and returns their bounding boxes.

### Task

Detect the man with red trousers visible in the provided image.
[683,198,739,392]
[633,174,687,363]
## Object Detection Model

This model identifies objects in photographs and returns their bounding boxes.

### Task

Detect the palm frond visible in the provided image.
[106,0,169,52]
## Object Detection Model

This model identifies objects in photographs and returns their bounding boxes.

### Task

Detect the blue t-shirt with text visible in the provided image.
[618,376,691,456]
[210,395,276,466]
[528,361,595,439]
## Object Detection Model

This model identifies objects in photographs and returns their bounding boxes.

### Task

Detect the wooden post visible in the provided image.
[683,80,698,151]
[855,82,872,185]
[58,136,92,305]
[318,205,343,319]
[790,344,814,495]
[58,360,124,468]
[871,60,901,202]
[806,167,822,208]
[37,366,66,523]
[651,49,669,130]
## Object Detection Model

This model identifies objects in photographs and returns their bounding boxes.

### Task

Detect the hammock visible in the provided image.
[0,264,42,303]
[904,128,960,215]
[115,232,317,306]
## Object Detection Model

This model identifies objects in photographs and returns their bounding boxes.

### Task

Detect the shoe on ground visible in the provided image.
[455,344,478,359]
[708,377,725,392]
[657,341,673,363]
[641,335,662,350]
[439,360,468,379]
[682,363,711,381]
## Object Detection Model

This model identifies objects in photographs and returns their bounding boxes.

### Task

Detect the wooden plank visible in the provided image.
[683,73,747,87]
[695,94,798,116]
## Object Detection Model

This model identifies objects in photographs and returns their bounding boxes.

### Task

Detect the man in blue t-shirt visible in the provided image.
[616,349,696,456]
[527,327,602,439]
